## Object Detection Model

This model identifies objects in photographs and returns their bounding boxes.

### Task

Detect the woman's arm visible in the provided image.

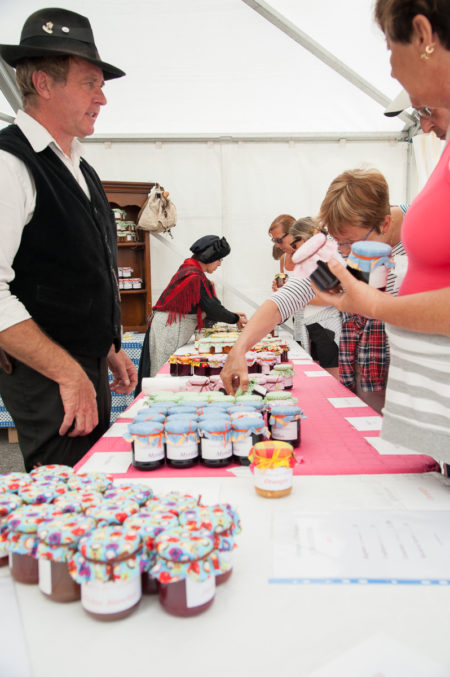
[221,300,281,394]
[199,283,239,324]
[314,258,450,336]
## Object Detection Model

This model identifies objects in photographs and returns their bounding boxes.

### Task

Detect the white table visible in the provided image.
[3,471,450,677]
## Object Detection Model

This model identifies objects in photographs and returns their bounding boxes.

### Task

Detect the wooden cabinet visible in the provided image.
[102,181,154,333]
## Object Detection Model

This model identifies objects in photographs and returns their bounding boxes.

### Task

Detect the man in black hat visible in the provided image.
[0,8,137,470]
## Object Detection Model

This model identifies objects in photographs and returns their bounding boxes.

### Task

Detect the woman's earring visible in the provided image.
[420,43,435,60]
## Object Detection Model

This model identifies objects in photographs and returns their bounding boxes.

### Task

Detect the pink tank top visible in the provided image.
[399,141,450,296]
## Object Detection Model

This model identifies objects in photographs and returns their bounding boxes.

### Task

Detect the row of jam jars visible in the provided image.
[231,415,267,465]
[270,363,295,390]
[69,526,147,621]
[191,355,211,376]
[151,527,217,617]
[178,505,240,584]
[198,418,233,467]
[125,421,166,471]
[249,440,297,498]
[124,509,179,594]
[37,513,96,603]
[0,492,22,566]
[268,405,303,447]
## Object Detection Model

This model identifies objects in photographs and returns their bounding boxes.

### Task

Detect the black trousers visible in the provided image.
[0,355,111,471]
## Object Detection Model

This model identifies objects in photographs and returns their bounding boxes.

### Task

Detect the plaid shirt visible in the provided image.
[339,314,388,391]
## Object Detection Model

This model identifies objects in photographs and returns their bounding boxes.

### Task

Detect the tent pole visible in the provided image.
[0,57,21,113]
[241,0,415,129]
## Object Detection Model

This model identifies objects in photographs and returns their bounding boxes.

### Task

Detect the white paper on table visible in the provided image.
[291,358,314,364]
[328,397,367,409]
[345,416,382,431]
[102,422,130,438]
[80,452,132,473]
[226,466,252,478]
[307,633,449,677]
[304,370,332,377]
[270,509,450,584]
[365,436,415,456]
[0,577,33,677]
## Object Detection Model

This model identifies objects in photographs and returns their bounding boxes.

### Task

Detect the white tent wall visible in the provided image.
[83,136,411,318]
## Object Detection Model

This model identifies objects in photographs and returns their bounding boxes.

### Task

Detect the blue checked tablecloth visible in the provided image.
[0,333,145,428]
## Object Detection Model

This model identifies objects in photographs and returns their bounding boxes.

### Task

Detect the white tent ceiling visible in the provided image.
[1,0,411,137]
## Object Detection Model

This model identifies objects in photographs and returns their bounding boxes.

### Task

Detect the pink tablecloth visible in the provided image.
[75,360,439,478]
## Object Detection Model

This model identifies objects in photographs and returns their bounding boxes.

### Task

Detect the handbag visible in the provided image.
[137,184,177,237]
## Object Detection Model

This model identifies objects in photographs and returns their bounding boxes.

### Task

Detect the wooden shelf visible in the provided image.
[102,180,155,333]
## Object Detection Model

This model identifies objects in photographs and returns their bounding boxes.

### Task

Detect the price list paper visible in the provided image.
[270,510,450,585]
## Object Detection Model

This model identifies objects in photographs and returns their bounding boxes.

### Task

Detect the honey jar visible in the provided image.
[249,441,296,498]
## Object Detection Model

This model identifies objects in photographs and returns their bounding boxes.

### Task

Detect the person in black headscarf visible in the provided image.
[136,235,247,388]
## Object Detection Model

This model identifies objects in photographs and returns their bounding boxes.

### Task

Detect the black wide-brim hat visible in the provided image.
[0,8,125,80]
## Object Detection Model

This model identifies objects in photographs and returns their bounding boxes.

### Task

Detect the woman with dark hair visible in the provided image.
[311,0,450,462]
[137,235,247,385]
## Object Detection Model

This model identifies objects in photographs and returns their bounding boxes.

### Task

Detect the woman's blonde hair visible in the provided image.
[268,214,295,235]
[318,168,390,237]
[16,56,71,109]
[289,216,320,241]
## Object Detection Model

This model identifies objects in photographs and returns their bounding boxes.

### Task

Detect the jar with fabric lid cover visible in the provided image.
[69,526,147,621]
[37,513,95,602]
[178,504,240,584]
[124,509,179,594]
[199,418,233,468]
[148,491,199,516]
[152,527,218,616]
[270,363,295,390]
[231,415,267,465]
[125,421,166,470]
[165,418,199,468]
[29,464,74,482]
[84,499,139,528]
[207,353,225,375]
[103,483,153,506]
[133,408,166,424]
[0,472,31,494]
[0,492,22,566]
[7,503,53,583]
[67,472,113,494]
[249,441,296,498]
[269,405,303,447]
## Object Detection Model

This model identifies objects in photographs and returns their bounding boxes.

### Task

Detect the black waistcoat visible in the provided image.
[0,125,121,357]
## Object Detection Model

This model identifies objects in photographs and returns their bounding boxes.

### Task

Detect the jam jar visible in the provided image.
[246,351,261,374]
[29,464,74,482]
[152,527,217,617]
[192,355,210,376]
[169,355,178,376]
[269,405,303,447]
[103,483,153,507]
[0,492,22,566]
[37,513,95,602]
[179,505,241,585]
[231,415,267,465]
[84,499,140,528]
[165,418,199,468]
[279,343,289,363]
[177,356,193,377]
[271,363,295,390]
[257,352,278,375]
[67,472,114,494]
[7,504,52,583]
[199,418,233,468]
[207,354,225,376]
[18,482,57,505]
[133,409,166,425]
[69,526,146,621]
[249,441,296,498]
[124,510,178,595]
[125,421,166,470]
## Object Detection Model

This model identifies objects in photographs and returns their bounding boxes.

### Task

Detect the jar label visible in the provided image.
[369,264,388,289]
[271,420,297,441]
[81,577,141,615]
[186,574,215,608]
[232,437,253,458]
[219,550,233,572]
[284,375,293,388]
[38,558,52,595]
[134,443,165,463]
[166,441,198,461]
[254,466,293,491]
[201,439,232,461]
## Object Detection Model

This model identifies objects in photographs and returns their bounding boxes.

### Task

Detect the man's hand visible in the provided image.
[221,347,249,395]
[107,346,138,394]
[58,369,98,437]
